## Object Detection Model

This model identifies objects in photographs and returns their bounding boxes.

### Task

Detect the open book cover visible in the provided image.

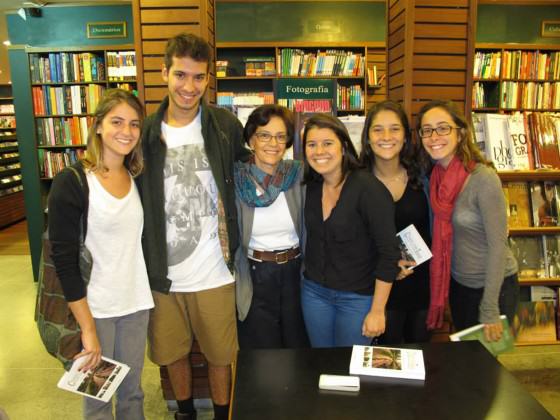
[57,356,130,402]
[397,224,432,266]
[449,315,514,356]
[349,345,425,381]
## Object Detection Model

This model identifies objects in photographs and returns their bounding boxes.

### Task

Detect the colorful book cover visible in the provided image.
[509,236,545,279]
[502,181,532,227]
[529,181,560,227]
[349,345,425,381]
[512,301,557,343]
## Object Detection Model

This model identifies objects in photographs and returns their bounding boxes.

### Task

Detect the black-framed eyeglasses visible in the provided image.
[254,132,288,144]
[418,124,459,138]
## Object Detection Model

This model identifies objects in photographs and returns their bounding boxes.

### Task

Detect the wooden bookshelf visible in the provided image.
[26,46,137,181]
[473,43,560,112]
[215,42,386,116]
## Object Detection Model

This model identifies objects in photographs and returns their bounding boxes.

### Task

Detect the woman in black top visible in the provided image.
[360,100,431,344]
[301,113,400,347]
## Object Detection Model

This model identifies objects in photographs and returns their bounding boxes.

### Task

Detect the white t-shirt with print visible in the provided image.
[162,111,234,292]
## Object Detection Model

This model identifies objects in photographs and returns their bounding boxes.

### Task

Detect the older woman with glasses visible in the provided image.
[417,100,519,342]
[234,104,309,349]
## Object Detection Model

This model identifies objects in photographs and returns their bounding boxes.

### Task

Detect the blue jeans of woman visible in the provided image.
[301,278,372,347]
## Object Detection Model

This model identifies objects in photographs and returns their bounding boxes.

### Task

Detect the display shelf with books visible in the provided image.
[26,46,136,182]
[0,84,25,228]
[472,44,560,113]
[216,43,386,118]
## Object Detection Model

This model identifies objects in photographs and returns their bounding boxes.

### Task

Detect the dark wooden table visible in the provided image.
[231,341,553,420]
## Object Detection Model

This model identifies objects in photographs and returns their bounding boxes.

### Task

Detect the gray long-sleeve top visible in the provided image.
[451,164,518,324]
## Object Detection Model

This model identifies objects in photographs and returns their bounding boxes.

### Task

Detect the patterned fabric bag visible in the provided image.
[34,166,92,370]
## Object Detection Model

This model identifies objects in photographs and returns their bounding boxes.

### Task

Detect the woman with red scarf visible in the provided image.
[417,100,519,342]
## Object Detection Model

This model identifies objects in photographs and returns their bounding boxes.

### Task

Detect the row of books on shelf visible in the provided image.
[0,151,18,158]
[38,148,84,178]
[337,84,364,111]
[0,162,20,172]
[277,99,332,113]
[0,141,17,149]
[472,81,560,110]
[472,112,560,170]
[0,116,15,128]
[510,235,560,278]
[1,174,21,184]
[216,92,274,108]
[30,52,106,84]
[106,51,136,81]
[278,49,364,77]
[503,181,560,228]
[32,85,105,116]
[0,184,23,197]
[473,50,560,80]
[37,116,92,147]
[0,130,15,137]
[500,81,560,110]
[0,104,14,114]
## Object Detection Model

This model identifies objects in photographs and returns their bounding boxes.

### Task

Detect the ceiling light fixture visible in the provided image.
[2,41,11,46]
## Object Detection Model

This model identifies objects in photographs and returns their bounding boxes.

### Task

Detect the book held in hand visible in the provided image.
[449,315,514,357]
[57,355,130,402]
[396,224,432,266]
[349,345,425,381]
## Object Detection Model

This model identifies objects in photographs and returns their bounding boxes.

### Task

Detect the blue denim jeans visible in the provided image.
[301,278,373,348]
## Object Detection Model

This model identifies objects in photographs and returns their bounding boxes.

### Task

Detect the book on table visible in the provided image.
[449,315,514,356]
[349,345,425,381]
[57,355,130,402]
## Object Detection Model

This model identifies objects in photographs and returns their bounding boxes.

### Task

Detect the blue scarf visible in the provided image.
[234,158,301,207]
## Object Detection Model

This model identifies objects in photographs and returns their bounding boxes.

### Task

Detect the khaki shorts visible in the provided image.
[147,282,238,366]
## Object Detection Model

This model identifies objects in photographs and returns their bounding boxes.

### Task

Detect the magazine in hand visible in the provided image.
[449,315,513,356]
[397,224,432,266]
[349,345,425,381]
[57,355,130,402]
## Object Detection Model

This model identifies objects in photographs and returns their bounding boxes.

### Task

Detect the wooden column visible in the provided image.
[386,0,477,121]
[132,0,217,115]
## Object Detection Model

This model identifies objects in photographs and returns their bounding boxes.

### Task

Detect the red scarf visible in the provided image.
[427,156,471,330]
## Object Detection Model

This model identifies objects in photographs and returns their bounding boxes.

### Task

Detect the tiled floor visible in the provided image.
[0,221,559,419]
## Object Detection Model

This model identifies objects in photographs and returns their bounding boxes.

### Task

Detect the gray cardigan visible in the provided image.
[235,170,305,320]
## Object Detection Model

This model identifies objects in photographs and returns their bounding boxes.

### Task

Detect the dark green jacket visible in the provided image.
[137,97,250,294]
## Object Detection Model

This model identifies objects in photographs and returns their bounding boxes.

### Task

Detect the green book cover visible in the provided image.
[449,315,514,356]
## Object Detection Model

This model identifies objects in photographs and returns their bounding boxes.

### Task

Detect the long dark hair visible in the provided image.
[416,100,491,173]
[302,113,361,185]
[359,100,423,190]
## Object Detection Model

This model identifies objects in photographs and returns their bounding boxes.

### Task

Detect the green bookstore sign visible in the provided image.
[87,21,127,39]
[276,79,334,100]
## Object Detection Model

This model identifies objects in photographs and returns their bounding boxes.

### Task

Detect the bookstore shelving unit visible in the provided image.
[25,45,136,208]
[0,84,25,228]
[499,169,560,345]
[473,43,560,112]
[215,42,386,116]
[473,44,560,345]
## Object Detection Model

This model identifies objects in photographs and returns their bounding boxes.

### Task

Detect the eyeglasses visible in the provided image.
[254,132,288,144]
[418,124,459,138]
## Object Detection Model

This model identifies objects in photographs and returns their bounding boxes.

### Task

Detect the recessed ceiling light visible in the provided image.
[3,41,11,46]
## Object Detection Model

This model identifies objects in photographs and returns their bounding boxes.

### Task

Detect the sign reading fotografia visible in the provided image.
[87,21,127,39]
[276,78,334,100]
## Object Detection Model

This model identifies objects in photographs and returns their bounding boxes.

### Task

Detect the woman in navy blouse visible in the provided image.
[301,113,400,347]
